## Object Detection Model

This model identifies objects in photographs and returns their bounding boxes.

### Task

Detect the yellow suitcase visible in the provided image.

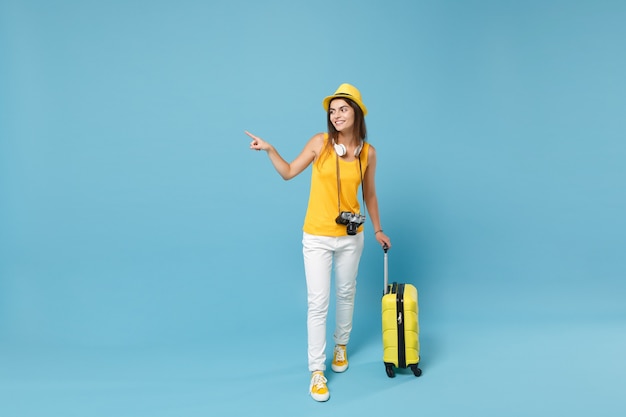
[381,245,421,378]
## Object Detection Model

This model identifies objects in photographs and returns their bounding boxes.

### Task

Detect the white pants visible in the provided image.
[302,231,365,372]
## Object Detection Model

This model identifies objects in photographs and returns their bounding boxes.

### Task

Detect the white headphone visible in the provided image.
[333,140,363,157]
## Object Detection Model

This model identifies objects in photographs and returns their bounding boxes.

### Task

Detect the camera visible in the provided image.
[335,211,366,235]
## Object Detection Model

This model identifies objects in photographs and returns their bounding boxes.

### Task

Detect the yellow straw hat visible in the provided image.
[322,83,368,116]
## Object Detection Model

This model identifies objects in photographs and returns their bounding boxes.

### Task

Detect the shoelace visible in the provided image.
[334,347,345,362]
[311,373,327,390]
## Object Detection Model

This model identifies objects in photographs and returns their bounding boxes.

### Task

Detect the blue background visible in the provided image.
[1,0,625,415]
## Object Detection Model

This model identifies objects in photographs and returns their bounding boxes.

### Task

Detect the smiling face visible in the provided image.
[328,99,355,133]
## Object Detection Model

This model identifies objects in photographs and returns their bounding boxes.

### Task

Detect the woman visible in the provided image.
[246,83,391,402]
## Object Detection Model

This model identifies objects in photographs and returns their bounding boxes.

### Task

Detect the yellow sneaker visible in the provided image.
[309,371,330,402]
[331,344,348,373]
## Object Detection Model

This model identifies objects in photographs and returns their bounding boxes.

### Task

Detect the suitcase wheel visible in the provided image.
[385,364,395,378]
[410,364,422,377]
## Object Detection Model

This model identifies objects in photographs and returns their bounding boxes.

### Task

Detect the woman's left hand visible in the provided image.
[375,231,391,249]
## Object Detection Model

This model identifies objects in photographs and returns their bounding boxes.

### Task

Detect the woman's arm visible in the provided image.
[246,131,323,180]
[362,145,391,248]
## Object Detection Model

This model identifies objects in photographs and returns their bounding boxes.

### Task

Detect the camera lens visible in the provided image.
[347,222,357,235]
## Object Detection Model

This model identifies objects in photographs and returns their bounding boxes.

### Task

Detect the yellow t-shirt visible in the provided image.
[302,136,369,236]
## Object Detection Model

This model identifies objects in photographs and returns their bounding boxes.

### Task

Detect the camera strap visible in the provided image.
[335,148,365,217]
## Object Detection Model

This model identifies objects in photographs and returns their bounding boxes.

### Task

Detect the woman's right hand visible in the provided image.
[246,131,271,152]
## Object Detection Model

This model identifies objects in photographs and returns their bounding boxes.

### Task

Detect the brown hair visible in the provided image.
[317,98,367,167]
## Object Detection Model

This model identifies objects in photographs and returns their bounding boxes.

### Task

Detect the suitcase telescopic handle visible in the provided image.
[383,244,389,294]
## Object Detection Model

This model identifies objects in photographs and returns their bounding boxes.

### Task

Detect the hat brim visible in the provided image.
[323,94,368,116]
